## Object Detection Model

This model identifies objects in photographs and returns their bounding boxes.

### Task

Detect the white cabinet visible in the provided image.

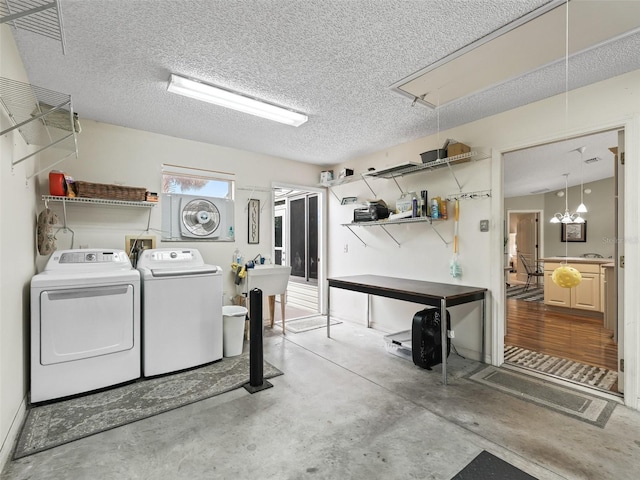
[543,261,603,312]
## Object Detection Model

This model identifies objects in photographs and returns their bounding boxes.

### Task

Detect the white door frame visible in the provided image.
[272,182,326,314]
[507,209,544,282]
[491,115,639,410]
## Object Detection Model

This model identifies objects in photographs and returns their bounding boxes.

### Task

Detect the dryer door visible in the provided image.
[39,284,135,365]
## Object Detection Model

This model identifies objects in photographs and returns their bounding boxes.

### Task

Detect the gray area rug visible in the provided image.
[504,345,617,391]
[467,366,617,428]
[14,354,282,459]
[279,316,341,333]
[506,286,544,303]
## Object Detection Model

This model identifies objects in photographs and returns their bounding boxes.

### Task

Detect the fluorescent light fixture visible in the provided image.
[167,74,308,127]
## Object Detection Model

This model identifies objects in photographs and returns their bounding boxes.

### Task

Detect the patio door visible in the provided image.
[289,193,318,283]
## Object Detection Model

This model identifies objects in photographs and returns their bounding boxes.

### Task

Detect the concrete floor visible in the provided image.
[3,320,640,480]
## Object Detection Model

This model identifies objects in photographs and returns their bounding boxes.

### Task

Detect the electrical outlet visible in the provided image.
[344,244,349,253]
[479,219,489,232]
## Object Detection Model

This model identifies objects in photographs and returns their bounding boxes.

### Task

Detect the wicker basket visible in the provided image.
[74,181,147,201]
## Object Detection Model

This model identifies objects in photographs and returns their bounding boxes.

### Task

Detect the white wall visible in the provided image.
[543,177,615,258]
[0,25,39,468]
[36,119,322,301]
[326,69,640,405]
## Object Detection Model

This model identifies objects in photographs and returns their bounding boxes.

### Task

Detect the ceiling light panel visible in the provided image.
[167,74,308,127]
[393,0,640,107]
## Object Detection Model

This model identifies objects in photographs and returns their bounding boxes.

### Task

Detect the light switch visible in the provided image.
[479,220,489,232]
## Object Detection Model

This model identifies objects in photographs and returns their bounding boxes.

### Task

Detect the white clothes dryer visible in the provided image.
[137,248,223,377]
[30,249,141,403]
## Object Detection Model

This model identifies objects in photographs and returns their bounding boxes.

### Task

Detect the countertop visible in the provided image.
[540,256,612,265]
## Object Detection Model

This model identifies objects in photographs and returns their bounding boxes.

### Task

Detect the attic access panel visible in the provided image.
[392,0,640,108]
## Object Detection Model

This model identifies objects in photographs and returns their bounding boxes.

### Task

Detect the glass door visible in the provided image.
[289,193,318,282]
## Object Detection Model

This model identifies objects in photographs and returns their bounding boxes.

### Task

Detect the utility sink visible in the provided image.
[246,264,292,296]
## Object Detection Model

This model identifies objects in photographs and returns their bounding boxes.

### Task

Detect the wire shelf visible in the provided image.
[1,77,78,169]
[365,151,486,179]
[1,0,66,53]
[43,195,156,208]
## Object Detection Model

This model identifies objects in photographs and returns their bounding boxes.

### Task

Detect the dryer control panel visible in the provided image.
[58,251,127,263]
[43,250,133,273]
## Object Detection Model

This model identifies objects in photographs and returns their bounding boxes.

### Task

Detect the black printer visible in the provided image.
[353,201,390,222]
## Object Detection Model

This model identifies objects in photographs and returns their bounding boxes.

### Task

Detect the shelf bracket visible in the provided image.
[61,197,68,230]
[14,133,75,168]
[344,225,367,247]
[26,150,76,181]
[361,176,376,197]
[444,160,463,192]
[430,223,448,246]
[390,176,404,194]
[379,225,401,247]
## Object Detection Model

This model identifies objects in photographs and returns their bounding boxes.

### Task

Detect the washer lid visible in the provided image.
[148,265,219,277]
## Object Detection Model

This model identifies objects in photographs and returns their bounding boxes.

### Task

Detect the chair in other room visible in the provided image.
[519,254,544,292]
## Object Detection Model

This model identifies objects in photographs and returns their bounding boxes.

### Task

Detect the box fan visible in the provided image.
[161,193,234,241]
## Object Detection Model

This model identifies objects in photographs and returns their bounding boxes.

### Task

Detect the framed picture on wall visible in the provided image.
[561,222,587,242]
[248,198,260,244]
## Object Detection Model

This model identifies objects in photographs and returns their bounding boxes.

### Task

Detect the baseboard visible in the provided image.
[0,395,27,471]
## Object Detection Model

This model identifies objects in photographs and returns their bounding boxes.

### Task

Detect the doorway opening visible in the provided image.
[271,185,324,324]
[502,128,622,397]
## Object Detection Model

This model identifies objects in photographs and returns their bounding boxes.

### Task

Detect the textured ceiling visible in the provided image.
[5,0,640,177]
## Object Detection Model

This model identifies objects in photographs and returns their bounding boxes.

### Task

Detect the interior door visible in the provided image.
[516,212,539,284]
[616,131,625,392]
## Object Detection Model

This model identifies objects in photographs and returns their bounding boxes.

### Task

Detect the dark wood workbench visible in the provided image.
[327,275,487,384]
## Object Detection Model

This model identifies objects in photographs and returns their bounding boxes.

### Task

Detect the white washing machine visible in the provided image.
[137,248,223,377]
[30,249,141,403]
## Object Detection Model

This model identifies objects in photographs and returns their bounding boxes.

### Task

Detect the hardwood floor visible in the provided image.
[505,298,618,372]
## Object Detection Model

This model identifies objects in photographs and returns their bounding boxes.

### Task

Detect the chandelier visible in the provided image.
[550,173,585,224]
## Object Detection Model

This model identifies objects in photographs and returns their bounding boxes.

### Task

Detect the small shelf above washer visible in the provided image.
[42,195,156,231]
[43,195,156,208]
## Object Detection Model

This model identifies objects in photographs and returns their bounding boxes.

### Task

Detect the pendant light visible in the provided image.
[576,146,588,213]
[550,174,584,224]
[551,0,582,289]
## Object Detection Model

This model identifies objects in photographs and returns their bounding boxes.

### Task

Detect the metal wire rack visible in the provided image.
[0,0,66,53]
[0,77,78,175]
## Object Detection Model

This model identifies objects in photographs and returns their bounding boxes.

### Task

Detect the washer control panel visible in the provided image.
[149,250,195,262]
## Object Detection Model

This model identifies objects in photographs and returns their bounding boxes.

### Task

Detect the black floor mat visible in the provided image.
[451,451,537,480]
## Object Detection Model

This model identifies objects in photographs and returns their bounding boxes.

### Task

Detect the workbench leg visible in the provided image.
[481,295,486,363]
[327,286,331,338]
[441,299,448,385]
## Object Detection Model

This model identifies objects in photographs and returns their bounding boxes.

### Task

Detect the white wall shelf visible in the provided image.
[341,216,448,247]
[1,77,78,178]
[42,195,156,230]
